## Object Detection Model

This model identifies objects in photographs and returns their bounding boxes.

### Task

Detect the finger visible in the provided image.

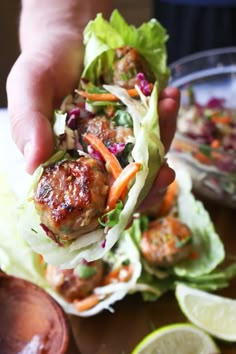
[138,162,175,214]
[151,161,176,190]
[159,86,180,101]
[159,86,180,152]
[6,53,55,174]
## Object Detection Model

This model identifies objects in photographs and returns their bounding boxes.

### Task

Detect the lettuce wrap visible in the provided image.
[19,82,164,268]
[124,163,236,301]
[0,172,141,317]
[82,9,169,89]
[18,10,168,268]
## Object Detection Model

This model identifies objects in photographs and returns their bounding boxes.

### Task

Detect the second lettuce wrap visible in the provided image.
[0,172,141,317]
[124,163,236,301]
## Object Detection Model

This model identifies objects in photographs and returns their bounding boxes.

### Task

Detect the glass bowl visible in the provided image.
[169,47,236,208]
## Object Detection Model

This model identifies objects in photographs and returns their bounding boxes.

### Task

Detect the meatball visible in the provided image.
[111,46,155,88]
[140,216,193,267]
[46,260,104,302]
[77,115,133,147]
[34,157,109,241]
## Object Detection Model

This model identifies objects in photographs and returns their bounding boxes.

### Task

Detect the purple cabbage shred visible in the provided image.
[136,72,152,96]
[108,142,126,155]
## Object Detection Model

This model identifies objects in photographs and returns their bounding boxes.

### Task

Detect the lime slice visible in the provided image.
[176,283,236,342]
[131,323,219,354]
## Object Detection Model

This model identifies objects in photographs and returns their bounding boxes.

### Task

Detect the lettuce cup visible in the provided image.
[0,171,141,317]
[18,10,168,268]
[124,165,236,301]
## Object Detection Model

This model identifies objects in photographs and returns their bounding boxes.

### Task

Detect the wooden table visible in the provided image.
[68,199,236,354]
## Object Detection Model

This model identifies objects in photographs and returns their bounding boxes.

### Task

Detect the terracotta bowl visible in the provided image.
[0,273,79,354]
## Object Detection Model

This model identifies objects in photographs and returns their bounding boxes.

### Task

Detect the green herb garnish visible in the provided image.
[76,264,96,279]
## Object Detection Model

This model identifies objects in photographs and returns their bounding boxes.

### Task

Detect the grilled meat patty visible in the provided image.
[140,216,193,267]
[46,260,104,302]
[111,46,155,88]
[34,157,109,241]
[77,115,133,147]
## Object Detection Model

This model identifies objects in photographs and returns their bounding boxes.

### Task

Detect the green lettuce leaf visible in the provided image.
[16,10,166,269]
[0,173,47,287]
[176,262,236,291]
[124,166,228,300]
[82,9,169,89]
[137,262,236,302]
[172,168,225,277]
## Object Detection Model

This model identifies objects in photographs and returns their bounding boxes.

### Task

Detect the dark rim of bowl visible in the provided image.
[169,46,236,69]
[169,47,236,87]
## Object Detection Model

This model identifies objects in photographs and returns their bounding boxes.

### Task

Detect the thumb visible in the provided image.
[6,52,55,174]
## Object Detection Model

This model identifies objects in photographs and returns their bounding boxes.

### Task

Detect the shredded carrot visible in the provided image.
[73,293,100,312]
[193,151,211,165]
[210,139,220,149]
[38,254,44,264]
[158,180,178,217]
[75,84,153,102]
[212,151,222,160]
[38,254,47,274]
[105,105,116,118]
[83,133,122,179]
[172,140,193,153]
[211,115,231,124]
[102,264,133,286]
[75,88,138,101]
[106,162,141,211]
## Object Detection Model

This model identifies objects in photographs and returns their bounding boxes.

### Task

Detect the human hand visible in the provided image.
[6,0,179,215]
[138,86,180,215]
[7,48,179,175]
[7,43,84,174]
[7,48,179,212]
[6,0,111,174]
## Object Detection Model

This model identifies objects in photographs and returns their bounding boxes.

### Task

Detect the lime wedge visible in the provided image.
[176,283,236,342]
[131,323,219,354]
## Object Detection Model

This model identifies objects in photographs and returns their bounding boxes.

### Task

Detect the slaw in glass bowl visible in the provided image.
[169,47,236,208]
